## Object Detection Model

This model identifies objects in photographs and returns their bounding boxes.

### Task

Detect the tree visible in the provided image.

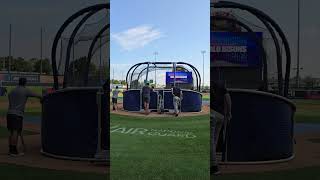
[120,80,126,85]
[303,76,315,89]
[13,57,34,72]
[68,57,96,74]
[0,56,33,72]
[34,58,52,74]
[112,79,120,84]
[0,57,6,71]
[66,57,98,85]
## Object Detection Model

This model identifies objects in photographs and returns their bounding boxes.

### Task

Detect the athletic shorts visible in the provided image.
[112,97,117,104]
[7,114,23,133]
[143,96,150,103]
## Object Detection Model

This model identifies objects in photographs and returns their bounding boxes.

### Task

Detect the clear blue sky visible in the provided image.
[110,0,210,85]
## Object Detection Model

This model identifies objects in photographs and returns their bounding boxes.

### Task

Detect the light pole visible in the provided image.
[8,24,12,75]
[112,68,114,84]
[154,51,158,87]
[121,71,124,81]
[201,50,206,91]
[293,67,303,87]
[40,27,43,74]
[296,0,301,88]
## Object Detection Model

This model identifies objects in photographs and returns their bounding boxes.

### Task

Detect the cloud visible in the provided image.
[112,25,163,51]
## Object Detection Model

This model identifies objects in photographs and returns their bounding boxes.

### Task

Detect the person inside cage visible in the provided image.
[142,82,152,115]
[171,84,182,117]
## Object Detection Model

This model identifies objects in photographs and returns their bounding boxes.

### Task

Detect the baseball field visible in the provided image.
[110,114,210,180]
[0,86,319,179]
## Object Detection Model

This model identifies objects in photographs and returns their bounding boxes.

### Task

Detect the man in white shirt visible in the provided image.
[7,78,42,156]
[112,86,120,111]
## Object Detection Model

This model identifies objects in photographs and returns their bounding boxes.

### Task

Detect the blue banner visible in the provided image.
[211,32,263,67]
[166,72,193,84]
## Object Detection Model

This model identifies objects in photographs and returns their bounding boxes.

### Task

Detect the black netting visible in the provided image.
[211,10,286,91]
[127,63,200,91]
[55,9,109,88]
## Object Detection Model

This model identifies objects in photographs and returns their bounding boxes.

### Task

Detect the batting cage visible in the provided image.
[211,1,296,165]
[123,62,203,112]
[41,3,110,163]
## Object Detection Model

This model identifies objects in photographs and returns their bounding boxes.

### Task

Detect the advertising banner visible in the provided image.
[211,32,263,67]
[166,72,193,84]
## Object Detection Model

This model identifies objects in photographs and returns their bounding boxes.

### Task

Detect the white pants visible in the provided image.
[173,96,181,114]
[158,97,164,112]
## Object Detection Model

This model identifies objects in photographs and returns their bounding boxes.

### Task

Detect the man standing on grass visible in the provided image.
[211,81,232,175]
[142,82,151,115]
[7,78,42,156]
[172,84,182,117]
[112,86,120,111]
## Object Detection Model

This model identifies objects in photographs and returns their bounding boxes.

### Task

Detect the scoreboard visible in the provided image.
[211,32,263,67]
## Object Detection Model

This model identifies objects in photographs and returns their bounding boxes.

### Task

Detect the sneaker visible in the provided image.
[211,166,221,175]
[175,113,178,117]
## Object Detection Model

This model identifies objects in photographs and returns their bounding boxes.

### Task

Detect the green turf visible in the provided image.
[214,166,320,180]
[293,99,320,123]
[0,163,107,180]
[0,105,42,117]
[0,127,38,138]
[202,94,210,101]
[110,114,210,180]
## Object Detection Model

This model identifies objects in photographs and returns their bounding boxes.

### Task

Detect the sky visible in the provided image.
[110,0,210,86]
[0,0,106,60]
[0,0,319,84]
[212,0,320,78]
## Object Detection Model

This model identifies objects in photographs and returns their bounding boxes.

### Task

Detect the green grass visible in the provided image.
[0,163,107,180]
[0,106,41,117]
[293,99,320,123]
[0,127,38,138]
[110,114,210,180]
[202,93,210,101]
[214,166,320,180]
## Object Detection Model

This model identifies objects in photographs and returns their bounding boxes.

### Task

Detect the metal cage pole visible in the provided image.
[173,62,177,87]
[145,62,150,84]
